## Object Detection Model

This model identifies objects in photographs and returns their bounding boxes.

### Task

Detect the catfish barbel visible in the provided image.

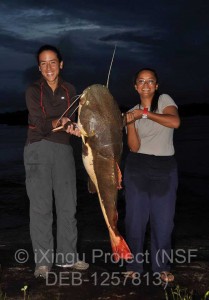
[78,84,132,262]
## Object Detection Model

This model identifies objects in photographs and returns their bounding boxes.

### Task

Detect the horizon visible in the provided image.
[1,88,209,114]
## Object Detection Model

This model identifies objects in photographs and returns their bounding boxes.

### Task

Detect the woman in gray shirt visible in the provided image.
[124,68,180,283]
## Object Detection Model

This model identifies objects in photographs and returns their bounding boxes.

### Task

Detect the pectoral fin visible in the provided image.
[116,162,122,190]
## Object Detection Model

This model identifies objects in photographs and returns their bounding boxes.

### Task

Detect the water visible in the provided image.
[174,116,209,177]
[174,116,209,198]
[0,116,209,186]
[0,124,26,182]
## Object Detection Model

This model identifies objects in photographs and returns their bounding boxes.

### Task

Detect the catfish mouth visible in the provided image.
[80,91,91,107]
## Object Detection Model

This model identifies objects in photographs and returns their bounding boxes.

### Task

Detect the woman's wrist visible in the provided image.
[142,107,148,119]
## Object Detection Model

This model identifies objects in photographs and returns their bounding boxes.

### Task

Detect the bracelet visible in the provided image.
[142,107,148,119]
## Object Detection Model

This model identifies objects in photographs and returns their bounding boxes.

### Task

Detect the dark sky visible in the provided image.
[0,0,209,112]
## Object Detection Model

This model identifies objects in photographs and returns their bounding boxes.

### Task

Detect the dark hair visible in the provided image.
[36,44,63,64]
[133,68,159,112]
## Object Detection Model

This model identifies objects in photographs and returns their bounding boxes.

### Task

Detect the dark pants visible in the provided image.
[124,152,178,273]
[24,140,78,268]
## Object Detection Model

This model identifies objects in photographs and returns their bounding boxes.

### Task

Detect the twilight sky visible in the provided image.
[0,0,209,112]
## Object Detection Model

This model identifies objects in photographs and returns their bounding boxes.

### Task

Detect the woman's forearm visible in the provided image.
[127,124,141,152]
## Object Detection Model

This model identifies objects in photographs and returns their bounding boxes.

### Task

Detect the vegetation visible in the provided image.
[0,285,29,300]
[21,285,29,300]
[165,285,209,300]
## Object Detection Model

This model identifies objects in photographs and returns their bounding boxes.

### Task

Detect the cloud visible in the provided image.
[0,0,208,111]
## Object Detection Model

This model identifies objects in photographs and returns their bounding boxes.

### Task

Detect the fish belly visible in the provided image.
[82,142,132,261]
[82,142,115,233]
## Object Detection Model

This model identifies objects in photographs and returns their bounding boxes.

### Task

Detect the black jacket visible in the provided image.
[25,77,76,145]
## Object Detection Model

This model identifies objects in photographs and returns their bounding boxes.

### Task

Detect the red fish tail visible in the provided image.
[111,237,133,262]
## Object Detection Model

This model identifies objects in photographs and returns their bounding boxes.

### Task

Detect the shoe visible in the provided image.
[56,261,89,270]
[160,271,174,283]
[34,266,50,279]
[122,271,140,279]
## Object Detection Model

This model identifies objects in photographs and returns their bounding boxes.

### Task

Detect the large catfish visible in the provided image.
[78,84,132,261]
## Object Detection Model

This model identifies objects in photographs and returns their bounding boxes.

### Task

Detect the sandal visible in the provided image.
[160,271,174,283]
[122,271,139,279]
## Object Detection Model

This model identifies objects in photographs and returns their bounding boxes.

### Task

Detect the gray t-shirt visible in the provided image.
[129,94,177,156]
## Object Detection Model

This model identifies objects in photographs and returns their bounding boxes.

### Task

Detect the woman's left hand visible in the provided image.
[65,123,81,137]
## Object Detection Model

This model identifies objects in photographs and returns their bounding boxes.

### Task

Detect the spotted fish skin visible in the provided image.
[78,84,132,261]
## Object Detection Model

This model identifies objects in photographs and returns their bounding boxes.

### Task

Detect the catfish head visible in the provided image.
[78,84,123,159]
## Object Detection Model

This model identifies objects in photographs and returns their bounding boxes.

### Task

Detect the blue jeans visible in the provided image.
[124,152,178,273]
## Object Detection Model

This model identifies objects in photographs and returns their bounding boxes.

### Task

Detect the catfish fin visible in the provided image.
[88,177,97,194]
[116,162,122,189]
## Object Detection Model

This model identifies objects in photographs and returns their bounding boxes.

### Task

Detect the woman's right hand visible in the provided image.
[126,111,135,125]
